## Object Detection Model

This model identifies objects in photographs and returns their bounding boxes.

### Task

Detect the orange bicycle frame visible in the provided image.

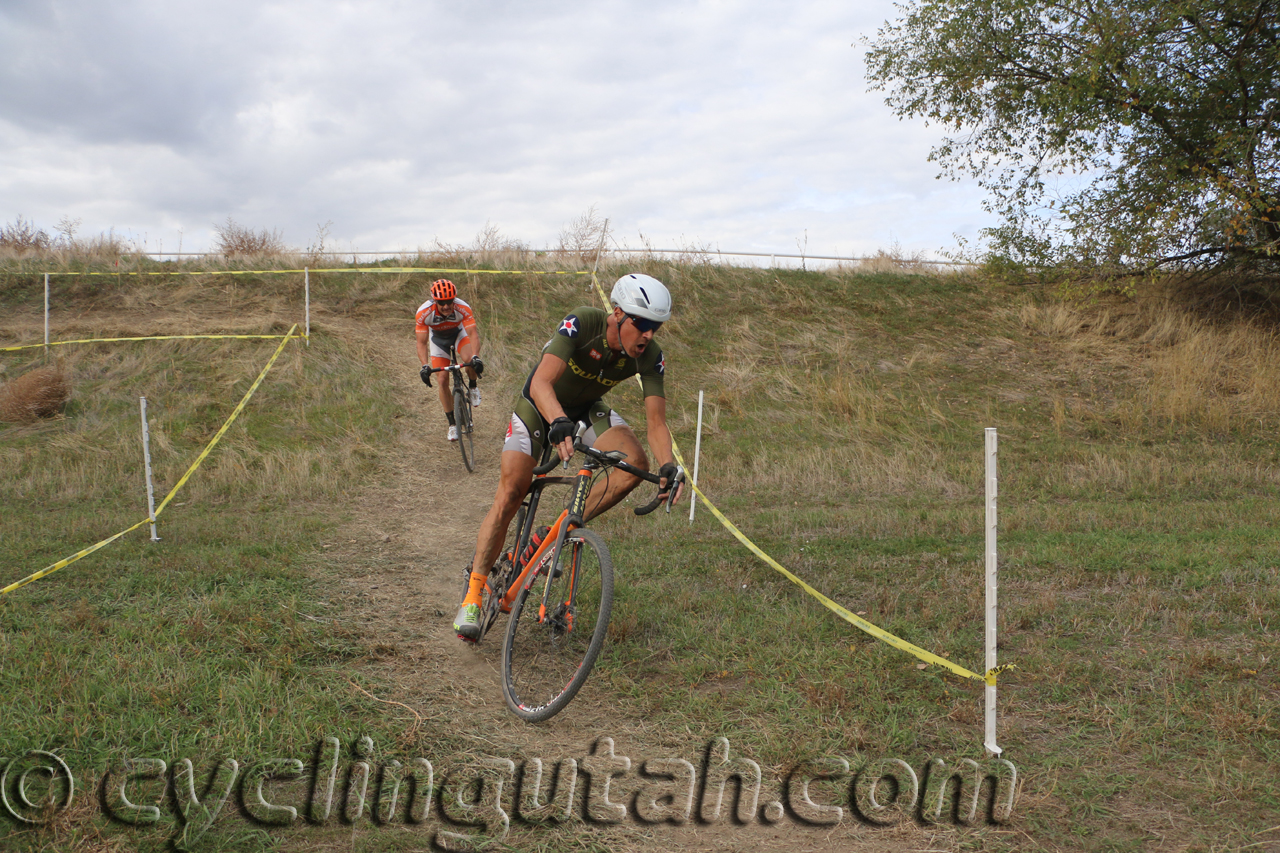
[500,463,592,612]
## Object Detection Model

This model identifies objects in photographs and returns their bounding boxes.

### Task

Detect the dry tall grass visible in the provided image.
[0,338,392,513]
[1020,295,1280,432]
[0,366,71,423]
[407,223,541,271]
[0,216,139,265]
[829,242,956,275]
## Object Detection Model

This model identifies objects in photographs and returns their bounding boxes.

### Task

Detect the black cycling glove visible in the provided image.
[420,365,433,386]
[548,416,576,446]
[470,355,485,378]
[658,462,679,492]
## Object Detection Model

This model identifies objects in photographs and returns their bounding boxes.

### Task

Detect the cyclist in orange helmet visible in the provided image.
[415,279,484,442]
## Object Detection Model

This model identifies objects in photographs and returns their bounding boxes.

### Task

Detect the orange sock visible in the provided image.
[464,571,487,606]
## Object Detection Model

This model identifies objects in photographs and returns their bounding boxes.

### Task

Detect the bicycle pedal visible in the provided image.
[456,632,479,645]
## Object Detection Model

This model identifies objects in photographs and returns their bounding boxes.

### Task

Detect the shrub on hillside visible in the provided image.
[556,205,608,264]
[214,218,286,258]
[0,216,53,255]
[0,366,71,423]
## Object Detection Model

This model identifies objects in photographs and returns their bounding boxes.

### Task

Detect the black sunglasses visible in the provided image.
[625,313,663,333]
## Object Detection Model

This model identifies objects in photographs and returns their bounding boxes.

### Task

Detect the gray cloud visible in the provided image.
[0,0,993,257]
[0,1,269,148]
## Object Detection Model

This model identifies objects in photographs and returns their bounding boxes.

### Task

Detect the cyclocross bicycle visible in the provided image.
[462,433,683,721]
[423,348,480,472]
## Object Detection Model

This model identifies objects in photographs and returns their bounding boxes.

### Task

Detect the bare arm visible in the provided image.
[644,395,683,501]
[530,353,574,459]
[415,329,430,366]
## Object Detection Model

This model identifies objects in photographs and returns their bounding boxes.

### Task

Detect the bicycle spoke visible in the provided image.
[502,529,613,721]
[454,380,475,472]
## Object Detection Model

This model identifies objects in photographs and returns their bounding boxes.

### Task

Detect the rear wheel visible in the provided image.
[453,378,475,472]
[501,528,613,722]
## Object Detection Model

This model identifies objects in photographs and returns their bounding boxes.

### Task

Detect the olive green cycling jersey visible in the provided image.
[519,306,666,418]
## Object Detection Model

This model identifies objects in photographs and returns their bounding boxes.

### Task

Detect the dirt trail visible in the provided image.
[322,317,671,752]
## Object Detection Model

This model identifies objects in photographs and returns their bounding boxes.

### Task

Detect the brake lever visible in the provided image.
[564,425,593,469]
[663,467,686,513]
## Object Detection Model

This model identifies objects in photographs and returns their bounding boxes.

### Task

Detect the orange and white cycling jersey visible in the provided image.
[415,298,479,335]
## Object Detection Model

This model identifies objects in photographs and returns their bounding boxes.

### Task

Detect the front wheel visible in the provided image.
[501,528,613,722]
[453,381,475,472]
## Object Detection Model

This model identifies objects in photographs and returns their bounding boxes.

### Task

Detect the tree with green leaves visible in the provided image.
[865,0,1280,279]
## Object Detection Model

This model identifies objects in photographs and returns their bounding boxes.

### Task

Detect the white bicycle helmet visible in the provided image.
[610,273,672,323]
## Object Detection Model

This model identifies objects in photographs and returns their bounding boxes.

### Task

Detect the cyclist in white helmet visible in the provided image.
[454,273,684,641]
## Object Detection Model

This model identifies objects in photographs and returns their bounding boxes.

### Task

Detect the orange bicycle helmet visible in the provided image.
[430,279,457,301]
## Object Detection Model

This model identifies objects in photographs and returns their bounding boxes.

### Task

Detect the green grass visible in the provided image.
[3,257,1280,851]
[0,314,465,851]
[583,269,1280,851]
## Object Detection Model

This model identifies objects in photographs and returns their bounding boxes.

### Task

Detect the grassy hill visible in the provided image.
[1,254,1278,852]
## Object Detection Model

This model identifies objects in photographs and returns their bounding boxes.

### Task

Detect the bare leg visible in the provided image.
[582,425,648,521]
[469,450,536,580]
[458,338,479,384]
[437,370,453,413]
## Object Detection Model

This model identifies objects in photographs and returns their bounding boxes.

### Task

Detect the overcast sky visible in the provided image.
[0,1,993,260]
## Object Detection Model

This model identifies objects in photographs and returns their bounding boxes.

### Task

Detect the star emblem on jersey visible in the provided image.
[656,354,665,374]
[559,316,579,337]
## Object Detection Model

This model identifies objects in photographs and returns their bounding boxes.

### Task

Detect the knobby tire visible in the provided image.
[501,528,613,722]
[454,381,475,472]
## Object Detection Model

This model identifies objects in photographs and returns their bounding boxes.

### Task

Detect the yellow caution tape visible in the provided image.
[3,333,296,352]
[34,268,591,277]
[586,271,1007,686]
[683,479,991,684]
[153,325,298,517]
[1,325,300,596]
[0,518,153,596]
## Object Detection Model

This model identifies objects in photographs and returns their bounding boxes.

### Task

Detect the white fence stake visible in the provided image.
[984,427,1001,756]
[43,273,50,357]
[141,397,160,542]
[304,267,311,346]
[689,390,704,523]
